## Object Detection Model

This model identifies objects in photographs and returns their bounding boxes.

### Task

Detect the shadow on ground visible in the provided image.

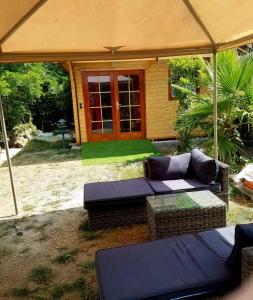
[2,140,81,167]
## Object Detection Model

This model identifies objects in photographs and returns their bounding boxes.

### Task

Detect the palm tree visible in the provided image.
[175,49,253,163]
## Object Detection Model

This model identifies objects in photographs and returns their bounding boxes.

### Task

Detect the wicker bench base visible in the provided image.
[147,209,226,240]
[87,203,146,230]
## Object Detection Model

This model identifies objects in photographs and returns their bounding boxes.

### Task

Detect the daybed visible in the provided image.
[96,224,253,300]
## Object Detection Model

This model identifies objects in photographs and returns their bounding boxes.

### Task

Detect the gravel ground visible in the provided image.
[0,143,143,217]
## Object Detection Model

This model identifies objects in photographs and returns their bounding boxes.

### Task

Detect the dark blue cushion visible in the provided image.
[226,223,253,277]
[147,156,171,180]
[148,153,191,180]
[147,178,221,194]
[191,149,219,184]
[96,227,237,300]
[84,178,154,209]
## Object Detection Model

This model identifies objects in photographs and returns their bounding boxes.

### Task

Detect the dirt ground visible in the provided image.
[0,141,145,299]
[0,208,148,299]
[0,141,142,217]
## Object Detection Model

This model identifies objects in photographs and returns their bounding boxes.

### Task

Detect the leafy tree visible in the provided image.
[29,63,72,131]
[0,63,72,134]
[168,57,210,107]
[175,50,253,163]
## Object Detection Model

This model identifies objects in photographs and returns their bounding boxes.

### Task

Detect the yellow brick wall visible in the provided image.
[72,59,179,143]
[145,62,178,139]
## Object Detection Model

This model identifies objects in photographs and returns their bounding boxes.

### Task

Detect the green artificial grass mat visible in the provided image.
[82,139,160,165]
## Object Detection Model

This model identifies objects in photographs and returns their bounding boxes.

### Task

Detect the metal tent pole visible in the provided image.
[213,51,218,160]
[0,96,19,215]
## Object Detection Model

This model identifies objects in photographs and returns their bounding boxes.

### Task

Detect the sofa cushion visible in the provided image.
[147,178,221,195]
[147,156,171,180]
[96,227,237,300]
[84,178,154,209]
[226,223,253,276]
[190,149,219,184]
[148,153,191,180]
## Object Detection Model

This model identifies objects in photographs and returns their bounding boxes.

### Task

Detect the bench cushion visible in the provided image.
[96,227,237,300]
[148,153,191,180]
[84,178,154,209]
[190,149,219,184]
[147,156,171,180]
[147,178,221,195]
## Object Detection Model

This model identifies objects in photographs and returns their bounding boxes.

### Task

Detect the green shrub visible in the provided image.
[13,122,38,137]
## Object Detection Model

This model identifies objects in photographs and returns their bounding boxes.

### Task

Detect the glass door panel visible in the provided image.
[85,74,115,140]
[117,74,142,134]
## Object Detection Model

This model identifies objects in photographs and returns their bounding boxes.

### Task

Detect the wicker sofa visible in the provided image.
[96,225,253,300]
[84,149,229,230]
[143,149,229,206]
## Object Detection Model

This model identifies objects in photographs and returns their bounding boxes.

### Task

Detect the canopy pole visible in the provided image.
[0,96,19,215]
[213,51,218,160]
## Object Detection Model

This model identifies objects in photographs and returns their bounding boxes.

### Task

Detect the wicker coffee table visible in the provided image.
[147,190,226,240]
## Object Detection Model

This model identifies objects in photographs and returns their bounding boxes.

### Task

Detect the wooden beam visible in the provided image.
[60,62,70,73]
[217,34,253,51]
[0,46,213,63]
[182,0,216,50]
[0,0,47,46]
[69,62,81,145]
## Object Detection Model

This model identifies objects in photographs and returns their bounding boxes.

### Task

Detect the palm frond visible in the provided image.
[217,49,240,95]
[171,84,196,96]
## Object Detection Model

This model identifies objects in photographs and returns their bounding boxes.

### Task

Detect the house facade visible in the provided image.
[66,59,179,144]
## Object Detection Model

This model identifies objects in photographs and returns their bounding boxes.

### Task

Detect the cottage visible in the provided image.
[64,60,179,144]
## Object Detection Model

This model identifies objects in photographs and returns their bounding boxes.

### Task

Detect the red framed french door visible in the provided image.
[114,70,146,140]
[82,71,117,141]
[82,70,145,142]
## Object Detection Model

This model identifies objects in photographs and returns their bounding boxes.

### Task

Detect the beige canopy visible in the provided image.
[1,0,253,62]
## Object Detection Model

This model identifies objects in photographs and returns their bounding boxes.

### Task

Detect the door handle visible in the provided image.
[116,102,121,110]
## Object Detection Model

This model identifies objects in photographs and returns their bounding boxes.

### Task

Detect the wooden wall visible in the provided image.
[69,59,179,144]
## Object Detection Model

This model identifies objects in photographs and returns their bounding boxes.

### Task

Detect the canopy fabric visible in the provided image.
[1,0,253,62]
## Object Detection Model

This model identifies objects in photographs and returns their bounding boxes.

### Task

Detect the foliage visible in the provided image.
[51,278,98,300]
[0,63,72,134]
[53,248,79,264]
[29,266,53,284]
[168,57,210,106]
[30,63,72,131]
[78,221,101,240]
[13,122,38,137]
[175,50,253,163]
[12,287,30,297]
[19,139,61,152]
[77,260,95,274]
